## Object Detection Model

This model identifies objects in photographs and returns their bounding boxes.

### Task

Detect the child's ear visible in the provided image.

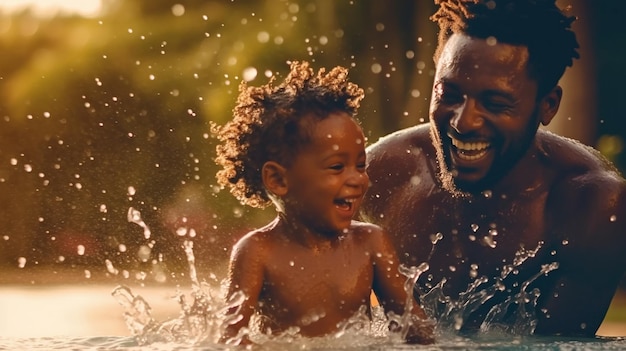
[262,161,288,196]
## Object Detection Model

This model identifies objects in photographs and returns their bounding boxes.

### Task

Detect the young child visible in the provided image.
[213,61,434,345]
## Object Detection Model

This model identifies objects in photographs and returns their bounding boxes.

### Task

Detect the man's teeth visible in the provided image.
[451,138,490,151]
[451,138,490,161]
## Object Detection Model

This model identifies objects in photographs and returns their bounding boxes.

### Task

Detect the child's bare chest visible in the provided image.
[261,242,374,314]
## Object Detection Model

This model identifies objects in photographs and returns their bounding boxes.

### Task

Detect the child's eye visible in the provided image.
[357,162,366,171]
[329,164,344,171]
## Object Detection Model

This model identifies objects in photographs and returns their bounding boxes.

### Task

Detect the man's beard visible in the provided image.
[429,115,539,197]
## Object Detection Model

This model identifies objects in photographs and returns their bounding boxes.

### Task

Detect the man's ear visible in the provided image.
[262,161,288,197]
[538,85,562,126]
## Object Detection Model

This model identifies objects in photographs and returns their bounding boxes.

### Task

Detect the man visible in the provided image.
[361,0,626,337]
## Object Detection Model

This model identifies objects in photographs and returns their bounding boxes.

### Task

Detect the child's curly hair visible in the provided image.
[213,61,365,208]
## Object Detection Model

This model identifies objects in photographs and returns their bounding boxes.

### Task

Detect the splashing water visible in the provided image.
[111,242,433,349]
[112,210,621,350]
[127,207,151,240]
[111,209,441,348]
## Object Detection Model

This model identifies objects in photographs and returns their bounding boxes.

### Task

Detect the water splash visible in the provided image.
[127,207,151,239]
[419,242,559,335]
[112,240,435,348]
[480,262,559,335]
[114,213,563,348]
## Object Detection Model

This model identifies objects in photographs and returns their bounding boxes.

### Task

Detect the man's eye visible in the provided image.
[440,93,462,104]
[435,85,463,104]
[484,101,512,113]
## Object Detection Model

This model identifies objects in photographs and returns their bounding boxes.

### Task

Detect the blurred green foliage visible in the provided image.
[0,0,438,281]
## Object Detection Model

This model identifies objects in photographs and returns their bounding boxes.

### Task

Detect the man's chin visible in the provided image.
[439,168,490,197]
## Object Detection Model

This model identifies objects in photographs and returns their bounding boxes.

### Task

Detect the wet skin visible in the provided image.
[361,34,626,336]
[222,113,433,344]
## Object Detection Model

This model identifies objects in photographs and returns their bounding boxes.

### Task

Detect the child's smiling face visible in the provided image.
[283,112,369,236]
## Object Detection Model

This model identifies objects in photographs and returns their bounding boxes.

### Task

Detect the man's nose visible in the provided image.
[449,99,484,134]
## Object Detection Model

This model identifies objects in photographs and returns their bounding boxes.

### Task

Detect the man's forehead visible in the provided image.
[437,33,530,76]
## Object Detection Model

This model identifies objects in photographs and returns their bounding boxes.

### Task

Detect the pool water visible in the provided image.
[1,334,625,350]
[0,283,624,350]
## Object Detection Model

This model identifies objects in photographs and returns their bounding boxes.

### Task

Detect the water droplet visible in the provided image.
[430,232,443,244]
[137,245,151,262]
[171,4,185,16]
[370,63,382,74]
[242,67,258,82]
[289,260,295,266]
[471,223,479,232]
[257,31,270,43]
[17,257,26,268]
[77,245,85,255]
[410,175,421,186]
[610,215,617,222]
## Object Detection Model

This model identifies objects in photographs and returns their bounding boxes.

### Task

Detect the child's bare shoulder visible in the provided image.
[349,220,386,240]
[232,224,278,256]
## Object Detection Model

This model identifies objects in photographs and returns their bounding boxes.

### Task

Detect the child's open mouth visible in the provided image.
[334,197,356,211]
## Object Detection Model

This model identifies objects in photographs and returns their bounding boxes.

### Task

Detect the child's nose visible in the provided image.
[346,168,368,187]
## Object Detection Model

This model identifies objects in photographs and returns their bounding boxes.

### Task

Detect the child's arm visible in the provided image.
[220,236,265,345]
[369,227,435,344]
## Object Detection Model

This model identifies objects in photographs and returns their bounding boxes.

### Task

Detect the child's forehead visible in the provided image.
[309,112,361,135]
[305,114,365,149]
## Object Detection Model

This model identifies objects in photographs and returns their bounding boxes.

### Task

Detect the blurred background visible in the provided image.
[0,0,624,289]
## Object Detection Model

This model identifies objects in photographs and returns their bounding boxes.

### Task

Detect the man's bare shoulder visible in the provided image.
[367,124,432,160]
[365,124,433,182]
[540,130,626,242]
[539,130,624,186]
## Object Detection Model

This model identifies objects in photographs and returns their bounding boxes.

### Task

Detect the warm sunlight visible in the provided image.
[0,0,101,17]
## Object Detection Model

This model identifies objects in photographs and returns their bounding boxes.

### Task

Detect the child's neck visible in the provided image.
[276,212,345,249]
